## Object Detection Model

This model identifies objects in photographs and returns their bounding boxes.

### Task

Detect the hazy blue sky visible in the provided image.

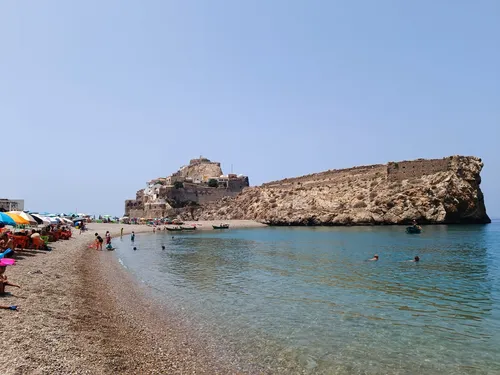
[1,1,498,217]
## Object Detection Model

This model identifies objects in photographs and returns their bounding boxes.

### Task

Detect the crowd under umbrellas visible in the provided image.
[0,211,91,311]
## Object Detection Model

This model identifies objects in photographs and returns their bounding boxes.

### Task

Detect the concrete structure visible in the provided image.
[0,198,24,212]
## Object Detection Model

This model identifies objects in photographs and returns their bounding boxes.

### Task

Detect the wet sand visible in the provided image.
[1,222,264,374]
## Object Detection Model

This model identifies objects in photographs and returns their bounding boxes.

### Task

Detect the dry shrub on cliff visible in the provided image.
[353,201,367,208]
[356,194,364,200]
[269,198,277,204]
[369,191,378,200]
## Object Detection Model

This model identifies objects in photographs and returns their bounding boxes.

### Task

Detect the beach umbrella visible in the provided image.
[0,212,16,226]
[58,217,72,224]
[9,211,38,225]
[31,214,51,225]
[5,212,30,225]
[28,214,44,225]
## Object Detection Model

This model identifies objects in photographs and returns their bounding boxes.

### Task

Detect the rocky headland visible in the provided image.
[187,156,490,225]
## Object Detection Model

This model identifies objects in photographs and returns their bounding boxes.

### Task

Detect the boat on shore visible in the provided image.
[212,223,230,229]
[406,226,422,234]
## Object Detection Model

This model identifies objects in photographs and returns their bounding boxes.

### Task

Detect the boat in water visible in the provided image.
[213,223,230,229]
[166,226,196,232]
[406,226,422,234]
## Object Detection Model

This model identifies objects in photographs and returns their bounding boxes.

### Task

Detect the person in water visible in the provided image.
[120,227,124,237]
[369,254,379,261]
[411,255,420,262]
[131,231,135,242]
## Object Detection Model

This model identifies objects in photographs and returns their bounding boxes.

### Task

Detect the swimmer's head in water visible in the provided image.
[161,245,165,250]
[414,256,420,262]
[133,247,137,250]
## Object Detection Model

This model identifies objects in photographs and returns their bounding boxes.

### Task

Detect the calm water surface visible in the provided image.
[114,222,500,374]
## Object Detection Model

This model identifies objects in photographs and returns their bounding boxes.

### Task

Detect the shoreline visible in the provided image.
[2,222,262,374]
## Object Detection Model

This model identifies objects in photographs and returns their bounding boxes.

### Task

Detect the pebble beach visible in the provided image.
[1,221,265,374]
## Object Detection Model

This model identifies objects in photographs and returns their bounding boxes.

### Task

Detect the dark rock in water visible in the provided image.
[190,156,491,226]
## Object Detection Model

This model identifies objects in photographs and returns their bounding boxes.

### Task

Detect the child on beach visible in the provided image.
[95,233,103,250]
[131,231,135,242]
[120,228,124,237]
[0,259,20,295]
[105,231,111,245]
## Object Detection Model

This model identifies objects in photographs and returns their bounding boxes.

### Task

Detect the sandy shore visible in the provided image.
[1,221,265,374]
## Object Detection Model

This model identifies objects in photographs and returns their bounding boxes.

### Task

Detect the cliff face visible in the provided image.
[192,156,490,225]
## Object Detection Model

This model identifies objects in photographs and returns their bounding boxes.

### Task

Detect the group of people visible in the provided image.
[93,231,113,250]
[368,254,420,262]
[0,232,19,310]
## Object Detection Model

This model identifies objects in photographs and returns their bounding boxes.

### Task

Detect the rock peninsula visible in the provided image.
[191,156,490,225]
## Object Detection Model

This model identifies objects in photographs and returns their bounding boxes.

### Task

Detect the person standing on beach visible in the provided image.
[131,231,135,242]
[105,231,111,245]
[95,233,103,250]
[120,227,124,237]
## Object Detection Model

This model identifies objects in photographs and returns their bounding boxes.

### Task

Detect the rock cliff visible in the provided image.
[179,162,222,182]
[190,156,490,225]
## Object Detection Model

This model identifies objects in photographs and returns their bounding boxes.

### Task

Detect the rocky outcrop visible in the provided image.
[179,162,222,182]
[188,156,490,225]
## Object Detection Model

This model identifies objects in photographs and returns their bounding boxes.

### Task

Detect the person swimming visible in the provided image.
[161,245,165,250]
[369,254,379,261]
[133,247,137,251]
[412,255,420,262]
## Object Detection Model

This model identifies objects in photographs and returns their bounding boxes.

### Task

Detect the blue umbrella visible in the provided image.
[0,212,16,226]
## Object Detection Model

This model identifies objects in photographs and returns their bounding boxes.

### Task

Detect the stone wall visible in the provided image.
[387,158,451,181]
[165,184,241,207]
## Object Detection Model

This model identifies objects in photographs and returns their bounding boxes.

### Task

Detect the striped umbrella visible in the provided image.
[9,211,38,225]
[5,212,30,225]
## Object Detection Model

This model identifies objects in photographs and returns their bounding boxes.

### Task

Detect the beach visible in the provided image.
[1,221,264,375]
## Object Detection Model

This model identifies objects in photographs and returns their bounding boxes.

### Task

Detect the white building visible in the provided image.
[0,199,24,211]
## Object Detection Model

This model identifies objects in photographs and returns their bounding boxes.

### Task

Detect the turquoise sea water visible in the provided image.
[114,222,500,374]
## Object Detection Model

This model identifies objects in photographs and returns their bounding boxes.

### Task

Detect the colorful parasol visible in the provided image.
[0,212,16,226]
[5,212,30,225]
[9,211,38,225]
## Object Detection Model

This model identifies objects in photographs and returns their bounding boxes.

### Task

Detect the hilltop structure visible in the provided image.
[125,157,249,219]
[189,155,490,225]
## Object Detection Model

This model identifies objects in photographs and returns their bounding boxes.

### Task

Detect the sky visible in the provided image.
[1,1,499,217]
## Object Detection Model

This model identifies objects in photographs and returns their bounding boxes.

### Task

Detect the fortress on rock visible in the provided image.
[125,157,249,219]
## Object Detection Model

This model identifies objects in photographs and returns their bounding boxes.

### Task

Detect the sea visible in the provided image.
[113,221,500,374]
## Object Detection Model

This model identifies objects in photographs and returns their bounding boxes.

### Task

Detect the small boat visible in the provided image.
[166,227,183,232]
[181,226,196,231]
[406,226,422,234]
[213,224,230,229]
